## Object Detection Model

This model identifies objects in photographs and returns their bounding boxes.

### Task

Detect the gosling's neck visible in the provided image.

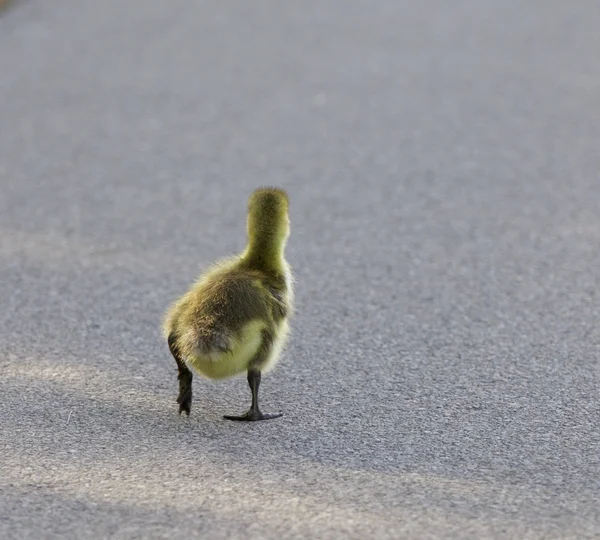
[242,235,286,273]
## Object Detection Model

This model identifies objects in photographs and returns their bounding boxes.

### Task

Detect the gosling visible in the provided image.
[163,187,293,421]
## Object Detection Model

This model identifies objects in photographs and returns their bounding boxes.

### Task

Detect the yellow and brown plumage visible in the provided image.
[163,187,293,421]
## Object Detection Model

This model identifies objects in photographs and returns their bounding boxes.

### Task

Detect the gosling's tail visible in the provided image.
[179,328,233,357]
[196,333,233,355]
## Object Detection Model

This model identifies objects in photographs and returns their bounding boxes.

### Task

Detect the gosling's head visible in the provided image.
[247,187,290,247]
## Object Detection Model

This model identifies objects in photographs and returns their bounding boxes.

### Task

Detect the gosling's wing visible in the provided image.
[207,271,272,328]
[264,284,288,322]
[254,268,292,324]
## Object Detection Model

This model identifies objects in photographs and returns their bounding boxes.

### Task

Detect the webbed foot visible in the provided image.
[223,409,283,422]
[168,333,193,417]
[177,371,193,416]
[176,388,192,416]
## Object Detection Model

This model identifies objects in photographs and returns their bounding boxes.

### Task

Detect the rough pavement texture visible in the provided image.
[1,1,600,538]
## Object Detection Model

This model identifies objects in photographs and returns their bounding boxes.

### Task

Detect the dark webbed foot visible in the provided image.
[223,368,282,422]
[177,387,192,416]
[168,334,193,416]
[176,370,193,416]
[223,410,283,422]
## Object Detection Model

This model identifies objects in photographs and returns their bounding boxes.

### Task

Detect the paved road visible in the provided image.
[1,1,600,538]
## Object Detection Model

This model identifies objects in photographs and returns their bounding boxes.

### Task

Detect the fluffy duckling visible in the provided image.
[163,187,293,421]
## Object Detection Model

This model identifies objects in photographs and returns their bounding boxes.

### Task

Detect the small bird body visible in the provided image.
[163,187,293,421]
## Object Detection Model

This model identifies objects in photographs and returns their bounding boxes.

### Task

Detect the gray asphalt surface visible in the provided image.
[1,1,600,538]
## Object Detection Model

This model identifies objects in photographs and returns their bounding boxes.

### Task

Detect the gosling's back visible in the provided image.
[163,261,289,377]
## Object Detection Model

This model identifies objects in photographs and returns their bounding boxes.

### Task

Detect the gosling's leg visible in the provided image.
[224,368,283,422]
[167,333,193,416]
